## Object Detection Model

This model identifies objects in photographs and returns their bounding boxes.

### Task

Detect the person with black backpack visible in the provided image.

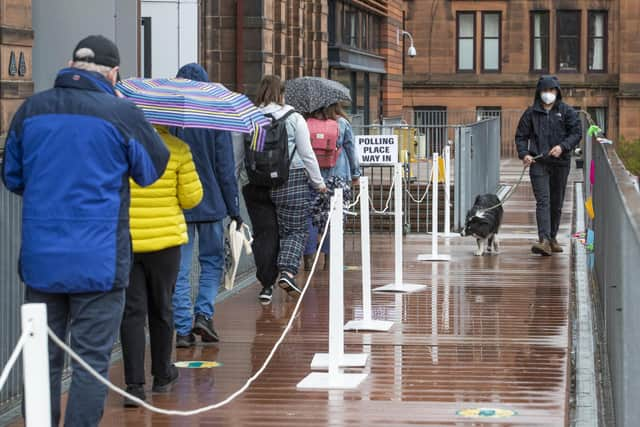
[241,75,326,303]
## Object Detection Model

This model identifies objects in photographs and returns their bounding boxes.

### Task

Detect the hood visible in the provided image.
[535,75,562,103]
[176,63,209,82]
[260,103,295,120]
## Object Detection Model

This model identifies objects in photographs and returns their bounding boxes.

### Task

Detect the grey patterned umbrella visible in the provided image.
[284,77,351,114]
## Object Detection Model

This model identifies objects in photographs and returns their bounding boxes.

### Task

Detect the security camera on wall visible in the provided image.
[398,29,417,58]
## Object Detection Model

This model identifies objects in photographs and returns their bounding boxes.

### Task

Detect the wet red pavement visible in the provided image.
[13,160,575,426]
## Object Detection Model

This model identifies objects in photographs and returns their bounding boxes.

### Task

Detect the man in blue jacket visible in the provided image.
[1,35,169,426]
[171,63,243,347]
[515,75,581,256]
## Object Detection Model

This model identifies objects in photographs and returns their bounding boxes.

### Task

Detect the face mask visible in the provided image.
[541,92,556,105]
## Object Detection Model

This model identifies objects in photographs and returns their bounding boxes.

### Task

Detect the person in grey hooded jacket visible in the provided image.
[515,75,581,255]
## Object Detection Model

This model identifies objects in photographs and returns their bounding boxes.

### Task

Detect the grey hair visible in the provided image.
[70,60,114,76]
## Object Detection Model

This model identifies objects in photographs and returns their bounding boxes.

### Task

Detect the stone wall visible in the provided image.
[0,0,33,151]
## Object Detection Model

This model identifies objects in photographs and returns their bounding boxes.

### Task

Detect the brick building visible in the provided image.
[200,0,406,123]
[403,0,640,156]
[3,0,639,151]
[0,0,138,149]
[0,0,33,148]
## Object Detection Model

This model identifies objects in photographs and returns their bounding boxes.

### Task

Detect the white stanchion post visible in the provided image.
[430,263,439,365]
[418,153,451,262]
[344,177,393,331]
[298,190,368,388]
[374,164,426,293]
[443,144,457,238]
[22,304,51,427]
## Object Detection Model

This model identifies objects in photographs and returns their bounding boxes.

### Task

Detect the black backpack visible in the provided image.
[244,111,297,188]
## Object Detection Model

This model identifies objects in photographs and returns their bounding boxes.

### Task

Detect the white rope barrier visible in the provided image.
[46,200,335,417]
[0,332,27,393]
[346,190,361,210]
[368,174,395,214]
[404,165,434,204]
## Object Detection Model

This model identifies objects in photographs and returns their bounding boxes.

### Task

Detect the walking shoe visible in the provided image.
[550,238,564,253]
[278,273,302,296]
[176,333,195,348]
[152,365,179,393]
[303,255,313,271]
[259,286,273,304]
[531,239,552,256]
[193,314,219,343]
[123,384,146,408]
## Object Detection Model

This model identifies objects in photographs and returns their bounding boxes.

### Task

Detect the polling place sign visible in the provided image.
[356,135,398,164]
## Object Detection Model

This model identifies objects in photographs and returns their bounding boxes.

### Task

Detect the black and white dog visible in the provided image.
[460,194,504,256]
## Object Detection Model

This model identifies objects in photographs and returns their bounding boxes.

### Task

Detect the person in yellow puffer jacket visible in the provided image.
[119,125,203,406]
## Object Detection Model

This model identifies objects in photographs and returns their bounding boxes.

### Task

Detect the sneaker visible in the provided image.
[259,286,273,304]
[278,274,302,296]
[531,239,552,256]
[550,238,563,253]
[152,365,179,393]
[193,314,219,343]
[176,333,195,348]
[123,384,146,408]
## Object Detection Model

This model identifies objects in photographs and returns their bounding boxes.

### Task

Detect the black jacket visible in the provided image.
[515,76,582,165]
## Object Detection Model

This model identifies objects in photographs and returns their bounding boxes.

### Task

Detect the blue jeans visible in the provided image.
[25,286,125,427]
[173,221,224,336]
[305,216,330,256]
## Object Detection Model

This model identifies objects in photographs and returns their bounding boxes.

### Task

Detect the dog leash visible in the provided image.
[477,153,546,214]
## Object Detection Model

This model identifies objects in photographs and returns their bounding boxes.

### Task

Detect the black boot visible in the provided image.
[193,314,219,342]
[176,333,195,348]
[123,384,146,408]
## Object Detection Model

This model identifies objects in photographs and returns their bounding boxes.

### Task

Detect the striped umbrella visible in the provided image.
[116,78,270,150]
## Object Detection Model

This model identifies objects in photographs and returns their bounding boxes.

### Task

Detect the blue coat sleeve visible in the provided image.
[339,119,361,179]
[1,106,26,195]
[214,130,240,217]
[119,103,169,187]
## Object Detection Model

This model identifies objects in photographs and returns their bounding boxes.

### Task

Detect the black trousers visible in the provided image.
[120,246,181,385]
[529,162,570,241]
[243,183,280,288]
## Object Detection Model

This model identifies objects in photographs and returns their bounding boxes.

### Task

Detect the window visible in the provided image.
[557,10,581,72]
[476,107,501,122]
[348,9,358,47]
[457,12,475,72]
[588,11,607,72]
[587,107,607,135]
[482,12,500,72]
[140,17,152,78]
[330,1,379,52]
[530,11,549,72]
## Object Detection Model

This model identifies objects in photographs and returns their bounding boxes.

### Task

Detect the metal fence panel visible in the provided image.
[0,185,24,413]
[412,109,521,158]
[454,118,501,230]
[351,119,499,234]
[590,141,640,426]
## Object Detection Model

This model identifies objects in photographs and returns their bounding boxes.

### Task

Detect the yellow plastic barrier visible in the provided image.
[585,196,595,220]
